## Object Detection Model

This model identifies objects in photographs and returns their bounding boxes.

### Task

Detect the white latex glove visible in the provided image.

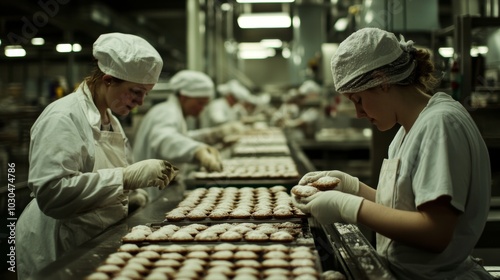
[218,121,247,136]
[128,189,149,208]
[299,170,360,195]
[123,159,178,190]
[292,191,364,224]
[194,145,223,172]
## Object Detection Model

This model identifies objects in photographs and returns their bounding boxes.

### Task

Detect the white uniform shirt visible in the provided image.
[16,83,130,278]
[200,97,237,128]
[380,92,491,279]
[133,95,203,165]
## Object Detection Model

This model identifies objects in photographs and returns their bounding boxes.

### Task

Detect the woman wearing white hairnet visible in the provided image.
[293,28,492,279]
[133,70,224,199]
[15,33,177,279]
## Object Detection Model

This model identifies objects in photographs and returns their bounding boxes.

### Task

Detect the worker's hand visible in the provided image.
[299,170,360,195]
[123,159,178,190]
[194,145,223,172]
[292,191,364,224]
[128,189,149,208]
[218,121,248,136]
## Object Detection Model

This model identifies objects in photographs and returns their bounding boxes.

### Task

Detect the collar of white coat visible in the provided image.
[79,82,109,133]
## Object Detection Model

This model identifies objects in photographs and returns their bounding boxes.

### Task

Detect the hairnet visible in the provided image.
[93,33,163,84]
[169,70,215,98]
[331,28,417,94]
[218,79,251,101]
[298,80,321,95]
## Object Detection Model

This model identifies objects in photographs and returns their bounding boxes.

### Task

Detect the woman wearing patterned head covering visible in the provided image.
[293,28,492,279]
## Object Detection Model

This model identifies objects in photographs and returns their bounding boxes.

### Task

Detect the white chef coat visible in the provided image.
[133,95,205,164]
[16,82,131,279]
[377,92,492,279]
[200,97,237,128]
[133,95,210,200]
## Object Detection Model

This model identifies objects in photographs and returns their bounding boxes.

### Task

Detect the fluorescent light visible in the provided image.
[238,13,291,29]
[238,49,276,59]
[31,37,45,45]
[438,47,454,58]
[56,44,72,53]
[72,43,82,52]
[239,42,264,50]
[260,39,283,48]
[238,42,276,59]
[5,45,26,57]
[471,46,488,57]
[334,18,349,31]
[237,0,294,3]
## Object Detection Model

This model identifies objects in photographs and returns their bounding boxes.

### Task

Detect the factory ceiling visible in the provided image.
[0,0,455,69]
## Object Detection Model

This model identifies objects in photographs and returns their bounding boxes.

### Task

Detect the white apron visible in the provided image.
[16,115,128,279]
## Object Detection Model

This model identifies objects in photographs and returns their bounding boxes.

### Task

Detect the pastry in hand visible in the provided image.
[291,185,319,199]
[308,176,341,191]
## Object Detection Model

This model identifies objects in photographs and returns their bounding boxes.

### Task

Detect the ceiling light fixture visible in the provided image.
[238,49,276,59]
[31,37,45,45]
[438,47,454,58]
[260,39,283,48]
[238,13,291,29]
[5,45,26,57]
[72,44,82,52]
[56,44,72,53]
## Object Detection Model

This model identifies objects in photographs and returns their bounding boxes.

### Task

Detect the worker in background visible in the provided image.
[271,80,322,139]
[235,93,274,126]
[16,33,177,279]
[200,79,251,130]
[293,28,492,279]
[133,70,229,199]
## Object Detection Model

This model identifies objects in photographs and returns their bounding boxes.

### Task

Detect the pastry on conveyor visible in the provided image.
[290,258,315,267]
[263,268,290,277]
[293,266,319,276]
[219,230,243,242]
[95,264,121,274]
[154,259,181,269]
[136,250,161,260]
[269,231,294,242]
[322,270,347,280]
[262,258,289,268]
[244,230,269,241]
[117,243,140,253]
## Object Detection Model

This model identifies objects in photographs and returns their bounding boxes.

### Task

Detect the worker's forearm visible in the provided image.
[357,199,457,253]
[358,182,376,202]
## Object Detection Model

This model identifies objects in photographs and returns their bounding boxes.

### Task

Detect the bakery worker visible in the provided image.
[199,79,251,131]
[293,28,492,279]
[133,70,223,198]
[271,80,321,139]
[15,33,177,279]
